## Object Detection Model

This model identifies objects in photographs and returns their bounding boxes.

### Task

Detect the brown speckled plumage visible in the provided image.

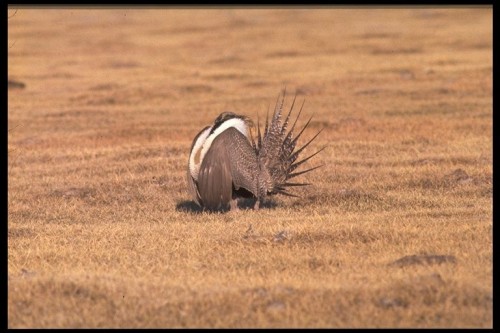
[187,91,323,211]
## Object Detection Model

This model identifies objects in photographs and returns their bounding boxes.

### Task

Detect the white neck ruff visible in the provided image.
[189,118,249,180]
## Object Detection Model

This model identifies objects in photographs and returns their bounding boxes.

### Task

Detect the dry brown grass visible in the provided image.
[8,7,492,328]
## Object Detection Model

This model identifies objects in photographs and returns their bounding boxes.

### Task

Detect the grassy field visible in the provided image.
[7,7,492,328]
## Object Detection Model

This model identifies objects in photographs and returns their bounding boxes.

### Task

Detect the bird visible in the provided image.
[186,90,324,211]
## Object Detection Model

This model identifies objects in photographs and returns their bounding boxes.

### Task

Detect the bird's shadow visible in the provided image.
[175,198,277,214]
[175,200,204,214]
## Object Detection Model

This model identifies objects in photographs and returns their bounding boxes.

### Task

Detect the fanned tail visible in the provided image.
[257,90,323,197]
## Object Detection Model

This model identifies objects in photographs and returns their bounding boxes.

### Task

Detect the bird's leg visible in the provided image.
[253,198,260,210]
[230,198,239,211]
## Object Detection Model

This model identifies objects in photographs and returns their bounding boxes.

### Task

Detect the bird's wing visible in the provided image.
[198,127,259,210]
[197,133,233,211]
[225,127,259,195]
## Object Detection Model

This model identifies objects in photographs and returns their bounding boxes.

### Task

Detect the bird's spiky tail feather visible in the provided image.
[255,89,324,198]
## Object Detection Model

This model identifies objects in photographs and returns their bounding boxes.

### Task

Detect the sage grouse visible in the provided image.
[187,92,323,211]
